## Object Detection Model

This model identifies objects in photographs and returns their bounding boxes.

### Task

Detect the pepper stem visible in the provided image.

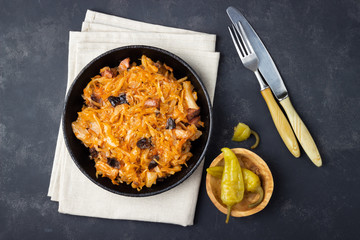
[248,186,264,208]
[225,205,232,224]
[250,130,260,149]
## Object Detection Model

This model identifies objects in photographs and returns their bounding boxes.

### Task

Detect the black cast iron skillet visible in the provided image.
[63,45,213,197]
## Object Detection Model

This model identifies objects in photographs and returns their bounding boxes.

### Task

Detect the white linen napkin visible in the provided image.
[48,10,219,226]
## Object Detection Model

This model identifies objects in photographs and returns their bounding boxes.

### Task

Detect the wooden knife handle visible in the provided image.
[280,97,322,167]
[260,88,300,158]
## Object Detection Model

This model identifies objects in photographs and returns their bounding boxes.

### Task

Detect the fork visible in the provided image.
[229,22,300,158]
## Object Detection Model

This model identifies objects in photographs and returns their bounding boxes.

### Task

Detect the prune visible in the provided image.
[136,138,152,149]
[148,160,158,170]
[89,148,98,159]
[91,94,101,103]
[107,157,120,169]
[148,155,159,170]
[165,118,176,130]
[108,93,129,107]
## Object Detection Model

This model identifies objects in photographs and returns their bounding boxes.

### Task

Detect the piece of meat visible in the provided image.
[101,69,114,78]
[154,61,167,74]
[99,67,117,78]
[119,58,130,71]
[144,99,160,108]
[154,61,162,69]
[187,108,200,121]
[188,115,201,127]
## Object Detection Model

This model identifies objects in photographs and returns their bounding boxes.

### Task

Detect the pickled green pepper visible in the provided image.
[232,123,260,149]
[242,168,264,208]
[220,148,245,223]
[206,166,224,178]
[207,166,264,208]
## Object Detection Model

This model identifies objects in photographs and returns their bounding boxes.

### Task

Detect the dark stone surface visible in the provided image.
[0,0,359,239]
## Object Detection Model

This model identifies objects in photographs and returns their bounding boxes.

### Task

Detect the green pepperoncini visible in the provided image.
[207,166,264,208]
[220,148,245,223]
[232,123,260,149]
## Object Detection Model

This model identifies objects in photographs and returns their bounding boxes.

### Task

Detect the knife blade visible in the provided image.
[227,6,322,167]
[227,6,288,101]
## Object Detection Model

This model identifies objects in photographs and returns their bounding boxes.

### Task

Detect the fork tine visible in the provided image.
[232,24,250,56]
[235,21,254,54]
[232,23,249,55]
[228,25,246,58]
[233,22,250,55]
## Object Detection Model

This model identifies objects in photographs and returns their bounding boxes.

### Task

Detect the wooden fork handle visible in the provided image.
[260,88,300,158]
[280,97,322,167]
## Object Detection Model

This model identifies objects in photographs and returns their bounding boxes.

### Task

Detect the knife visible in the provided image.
[227,6,322,167]
[229,22,300,158]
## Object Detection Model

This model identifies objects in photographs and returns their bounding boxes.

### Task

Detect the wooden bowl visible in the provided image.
[206,148,274,217]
